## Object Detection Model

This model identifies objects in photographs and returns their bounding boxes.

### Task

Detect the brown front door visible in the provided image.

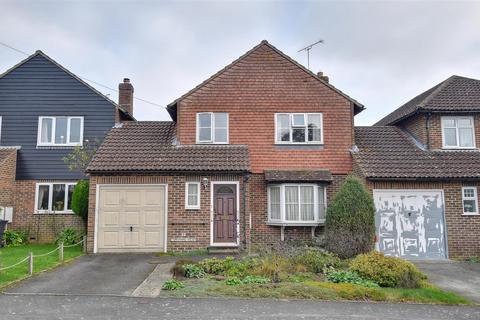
[213,184,237,243]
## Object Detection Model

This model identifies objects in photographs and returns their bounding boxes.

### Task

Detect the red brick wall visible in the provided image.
[87,174,245,253]
[0,150,17,207]
[11,180,84,243]
[428,113,480,150]
[363,179,480,259]
[397,114,427,146]
[175,43,355,174]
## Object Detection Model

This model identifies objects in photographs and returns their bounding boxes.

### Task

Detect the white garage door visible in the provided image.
[96,185,167,253]
[373,190,447,259]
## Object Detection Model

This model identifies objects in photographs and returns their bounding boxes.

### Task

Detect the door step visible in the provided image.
[207,246,240,254]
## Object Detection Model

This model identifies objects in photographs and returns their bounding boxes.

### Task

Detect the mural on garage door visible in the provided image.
[374,190,446,259]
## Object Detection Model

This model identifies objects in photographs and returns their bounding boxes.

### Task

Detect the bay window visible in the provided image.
[37,116,84,146]
[196,112,228,144]
[268,184,326,225]
[275,113,323,144]
[35,182,76,213]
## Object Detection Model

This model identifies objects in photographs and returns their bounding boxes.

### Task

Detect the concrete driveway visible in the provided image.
[5,254,157,296]
[415,261,480,303]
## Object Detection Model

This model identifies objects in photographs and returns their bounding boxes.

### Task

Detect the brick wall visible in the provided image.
[397,113,427,146]
[11,180,84,243]
[362,179,480,259]
[175,43,355,175]
[0,150,17,207]
[87,174,245,253]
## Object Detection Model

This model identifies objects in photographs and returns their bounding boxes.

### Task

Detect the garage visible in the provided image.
[95,185,167,253]
[373,190,447,259]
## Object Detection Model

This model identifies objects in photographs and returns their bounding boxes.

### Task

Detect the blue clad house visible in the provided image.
[0,51,134,242]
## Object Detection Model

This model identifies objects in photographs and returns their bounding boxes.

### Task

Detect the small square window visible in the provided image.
[292,114,306,127]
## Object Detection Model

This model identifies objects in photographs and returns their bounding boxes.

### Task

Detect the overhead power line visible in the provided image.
[0,41,166,109]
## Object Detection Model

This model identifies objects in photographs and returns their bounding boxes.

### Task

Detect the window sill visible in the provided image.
[267,220,325,226]
[185,207,200,210]
[461,213,479,216]
[441,147,477,151]
[34,211,74,215]
[36,145,80,149]
[195,142,229,145]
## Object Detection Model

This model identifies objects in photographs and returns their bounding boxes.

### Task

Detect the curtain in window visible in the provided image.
[187,183,199,206]
[285,186,299,221]
[318,186,326,220]
[307,114,322,142]
[198,113,212,142]
[55,117,68,144]
[269,186,281,220]
[300,186,314,220]
[214,113,228,143]
[459,128,473,147]
[37,185,50,210]
[41,118,53,143]
[52,184,66,211]
[277,114,290,142]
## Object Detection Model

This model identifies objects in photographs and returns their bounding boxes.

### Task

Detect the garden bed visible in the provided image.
[159,248,472,305]
[0,244,83,289]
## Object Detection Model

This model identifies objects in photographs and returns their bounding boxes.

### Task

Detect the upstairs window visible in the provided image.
[268,184,326,225]
[196,112,228,144]
[275,113,323,144]
[462,187,478,215]
[37,116,83,146]
[35,182,76,213]
[441,117,475,149]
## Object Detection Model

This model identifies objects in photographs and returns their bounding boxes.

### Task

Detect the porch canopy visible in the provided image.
[264,169,332,183]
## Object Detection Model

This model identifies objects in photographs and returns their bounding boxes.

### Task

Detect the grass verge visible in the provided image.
[160,278,472,305]
[0,244,83,289]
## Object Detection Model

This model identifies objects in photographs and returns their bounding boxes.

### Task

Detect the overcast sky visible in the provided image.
[1,0,479,125]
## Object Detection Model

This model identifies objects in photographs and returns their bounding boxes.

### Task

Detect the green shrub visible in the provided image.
[200,257,234,275]
[162,279,185,290]
[55,228,82,246]
[225,277,242,286]
[71,180,89,223]
[326,270,379,288]
[3,230,27,247]
[183,264,206,278]
[349,251,426,288]
[241,275,270,284]
[171,259,196,278]
[199,256,259,278]
[292,247,341,273]
[252,254,292,282]
[325,176,375,259]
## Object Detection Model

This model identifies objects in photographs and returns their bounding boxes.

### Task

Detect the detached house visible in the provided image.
[0,51,133,242]
[85,40,364,253]
[353,75,480,259]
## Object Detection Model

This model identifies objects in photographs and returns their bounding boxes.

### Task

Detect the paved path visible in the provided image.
[131,262,175,297]
[0,295,479,320]
[5,254,156,296]
[415,261,480,303]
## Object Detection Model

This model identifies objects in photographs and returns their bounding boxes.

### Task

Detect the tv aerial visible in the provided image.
[298,40,324,70]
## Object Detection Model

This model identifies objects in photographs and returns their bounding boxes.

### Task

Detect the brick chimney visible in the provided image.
[118,78,134,116]
[317,71,329,83]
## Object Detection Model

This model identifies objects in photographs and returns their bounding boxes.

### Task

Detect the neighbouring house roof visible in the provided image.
[353,126,480,180]
[166,40,364,121]
[0,50,134,121]
[264,169,332,183]
[86,122,250,174]
[375,75,480,126]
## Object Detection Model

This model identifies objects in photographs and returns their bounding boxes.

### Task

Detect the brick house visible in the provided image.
[0,51,133,242]
[353,75,480,259]
[85,40,364,253]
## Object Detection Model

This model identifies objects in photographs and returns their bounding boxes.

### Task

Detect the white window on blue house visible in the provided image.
[35,182,76,213]
[37,116,83,146]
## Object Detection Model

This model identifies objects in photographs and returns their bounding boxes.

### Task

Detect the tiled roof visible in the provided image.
[375,75,480,125]
[86,122,250,173]
[264,169,332,182]
[353,126,480,179]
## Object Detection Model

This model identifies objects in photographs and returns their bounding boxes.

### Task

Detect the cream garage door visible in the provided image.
[374,190,447,259]
[97,185,166,253]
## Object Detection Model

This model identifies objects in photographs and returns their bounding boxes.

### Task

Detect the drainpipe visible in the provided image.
[242,173,250,249]
[425,112,431,149]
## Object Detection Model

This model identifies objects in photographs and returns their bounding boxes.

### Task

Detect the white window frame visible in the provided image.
[462,186,479,215]
[34,182,77,214]
[37,116,84,147]
[274,113,323,144]
[185,182,201,210]
[196,112,229,144]
[441,116,475,149]
[267,183,326,225]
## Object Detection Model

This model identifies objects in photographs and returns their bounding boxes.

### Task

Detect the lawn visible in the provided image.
[160,276,472,305]
[0,244,83,289]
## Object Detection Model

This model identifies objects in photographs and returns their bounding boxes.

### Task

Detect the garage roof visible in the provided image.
[353,126,480,180]
[86,121,250,174]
